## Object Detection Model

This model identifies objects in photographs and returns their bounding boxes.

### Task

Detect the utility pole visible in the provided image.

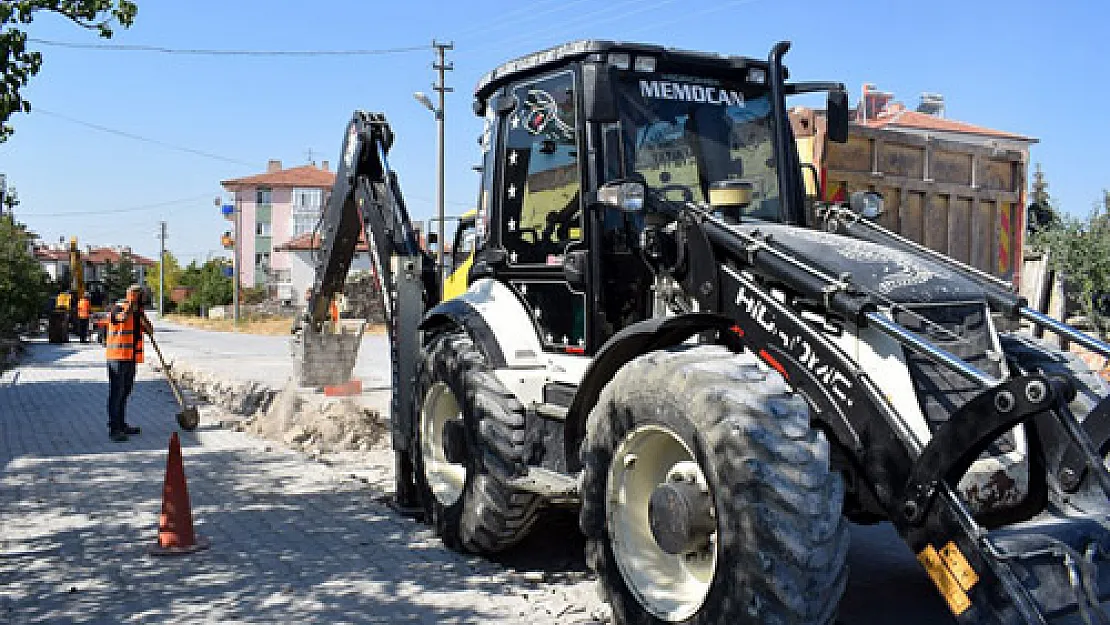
[433,40,453,296]
[233,193,241,327]
[157,220,167,317]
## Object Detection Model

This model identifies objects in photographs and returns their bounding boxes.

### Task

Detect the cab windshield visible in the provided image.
[617,76,781,221]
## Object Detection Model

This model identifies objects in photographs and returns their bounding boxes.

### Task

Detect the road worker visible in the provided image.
[105,285,153,442]
[76,294,91,343]
[330,295,341,332]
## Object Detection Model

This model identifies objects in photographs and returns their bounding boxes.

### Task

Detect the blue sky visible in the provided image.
[2,0,1107,263]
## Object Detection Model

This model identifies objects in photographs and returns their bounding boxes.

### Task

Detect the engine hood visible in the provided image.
[735,223,988,304]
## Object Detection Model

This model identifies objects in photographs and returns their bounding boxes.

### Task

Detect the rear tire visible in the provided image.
[412,330,541,553]
[580,345,849,624]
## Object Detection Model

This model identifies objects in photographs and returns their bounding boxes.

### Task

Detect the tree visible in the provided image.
[177,258,232,315]
[101,252,136,303]
[1,1,137,142]
[145,250,181,307]
[1,183,18,213]
[0,213,49,335]
[1032,191,1110,338]
[1026,163,1060,234]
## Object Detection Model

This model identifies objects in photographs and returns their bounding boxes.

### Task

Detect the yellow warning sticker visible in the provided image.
[917,544,972,616]
[940,541,979,592]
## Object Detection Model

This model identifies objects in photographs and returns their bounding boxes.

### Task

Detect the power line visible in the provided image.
[29,194,213,217]
[619,0,764,39]
[462,0,656,54]
[34,108,253,167]
[451,0,594,44]
[28,37,427,57]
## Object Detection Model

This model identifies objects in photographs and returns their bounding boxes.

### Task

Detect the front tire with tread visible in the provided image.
[580,345,849,624]
[413,330,541,554]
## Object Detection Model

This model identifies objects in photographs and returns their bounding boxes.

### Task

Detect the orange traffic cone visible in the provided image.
[150,432,209,555]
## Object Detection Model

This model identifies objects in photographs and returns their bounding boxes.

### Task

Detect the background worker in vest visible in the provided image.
[105,285,152,442]
[76,294,91,343]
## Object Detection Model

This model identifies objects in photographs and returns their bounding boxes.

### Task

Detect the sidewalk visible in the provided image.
[0,339,602,624]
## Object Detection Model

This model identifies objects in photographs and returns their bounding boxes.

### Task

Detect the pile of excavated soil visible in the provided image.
[248,381,387,453]
[167,362,388,455]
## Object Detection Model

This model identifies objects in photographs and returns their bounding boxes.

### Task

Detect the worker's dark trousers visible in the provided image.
[106,360,137,433]
[77,319,89,343]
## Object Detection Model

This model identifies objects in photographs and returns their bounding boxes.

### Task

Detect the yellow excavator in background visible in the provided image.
[47,237,108,343]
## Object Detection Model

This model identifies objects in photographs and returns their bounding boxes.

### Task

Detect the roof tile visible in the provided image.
[860,108,1034,141]
[275,231,369,252]
[221,164,336,189]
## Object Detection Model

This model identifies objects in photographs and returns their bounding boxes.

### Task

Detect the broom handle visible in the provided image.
[147,334,187,409]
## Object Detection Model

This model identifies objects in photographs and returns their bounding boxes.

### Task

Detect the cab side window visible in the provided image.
[500,71,581,266]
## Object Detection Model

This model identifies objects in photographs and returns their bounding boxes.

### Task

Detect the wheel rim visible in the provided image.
[420,382,466,507]
[607,424,717,621]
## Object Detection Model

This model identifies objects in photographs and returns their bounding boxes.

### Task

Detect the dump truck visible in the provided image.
[296,40,1110,623]
[792,105,1033,286]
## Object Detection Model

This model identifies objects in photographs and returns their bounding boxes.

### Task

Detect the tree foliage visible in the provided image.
[1,1,137,142]
[1032,191,1110,338]
[0,213,49,335]
[101,253,137,303]
[1027,163,1060,234]
[177,259,233,315]
[144,250,180,307]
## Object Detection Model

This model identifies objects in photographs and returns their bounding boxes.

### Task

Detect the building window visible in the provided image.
[255,252,270,267]
[256,187,272,205]
[272,269,291,284]
[292,188,322,210]
[292,187,324,236]
[256,222,272,237]
[292,213,319,236]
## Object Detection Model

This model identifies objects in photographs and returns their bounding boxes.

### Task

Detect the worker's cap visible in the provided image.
[126,284,144,294]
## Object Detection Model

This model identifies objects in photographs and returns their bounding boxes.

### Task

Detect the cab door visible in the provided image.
[492,69,589,354]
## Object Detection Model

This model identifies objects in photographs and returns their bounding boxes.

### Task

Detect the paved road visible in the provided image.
[0,332,955,624]
[0,340,599,624]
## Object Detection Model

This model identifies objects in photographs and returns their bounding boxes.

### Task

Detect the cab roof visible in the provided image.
[473,39,771,105]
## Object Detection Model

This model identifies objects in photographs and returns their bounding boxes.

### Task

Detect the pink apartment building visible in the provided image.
[221,160,335,302]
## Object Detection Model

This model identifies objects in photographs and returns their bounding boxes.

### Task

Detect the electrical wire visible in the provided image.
[33,108,254,167]
[28,194,214,217]
[451,0,594,44]
[463,0,681,56]
[28,37,426,57]
[619,0,764,39]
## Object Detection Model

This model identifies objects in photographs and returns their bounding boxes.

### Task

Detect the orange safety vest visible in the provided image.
[77,298,91,319]
[329,299,340,323]
[105,302,145,363]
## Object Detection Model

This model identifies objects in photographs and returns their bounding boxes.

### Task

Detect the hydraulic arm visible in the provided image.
[303,111,432,331]
[294,111,435,506]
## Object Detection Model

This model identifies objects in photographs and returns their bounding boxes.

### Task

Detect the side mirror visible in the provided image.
[827,90,849,144]
[849,191,884,219]
[596,180,646,213]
